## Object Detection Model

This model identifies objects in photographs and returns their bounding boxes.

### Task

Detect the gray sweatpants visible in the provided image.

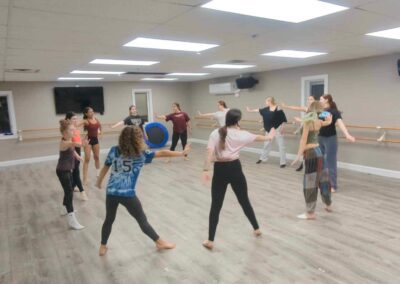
[259,126,287,165]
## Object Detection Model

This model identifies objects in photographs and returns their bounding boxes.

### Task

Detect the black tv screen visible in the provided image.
[54,87,104,114]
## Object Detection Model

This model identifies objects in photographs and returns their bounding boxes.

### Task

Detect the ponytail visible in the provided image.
[218,108,242,150]
[322,94,339,111]
[218,126,228,150]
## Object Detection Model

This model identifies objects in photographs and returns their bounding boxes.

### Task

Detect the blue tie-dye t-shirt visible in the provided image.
[104,146,155,197]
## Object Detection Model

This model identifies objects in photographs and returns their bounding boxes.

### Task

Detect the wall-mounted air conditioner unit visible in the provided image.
[209,82,236,95]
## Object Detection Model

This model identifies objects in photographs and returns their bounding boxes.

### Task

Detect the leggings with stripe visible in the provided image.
[208,159,259,241]
[303,147,332,213]
[72,147,84,192]
[101,195,159,245]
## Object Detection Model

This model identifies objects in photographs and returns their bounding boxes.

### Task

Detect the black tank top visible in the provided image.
[56,147,75,171]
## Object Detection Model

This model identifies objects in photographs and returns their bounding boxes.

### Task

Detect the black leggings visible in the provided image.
[56,170,74,213]
[208,159,259,241]
[72,147,84,192]
[101,195,160,245]
[170,131,187,151]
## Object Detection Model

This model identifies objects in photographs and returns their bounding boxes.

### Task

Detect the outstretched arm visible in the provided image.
[197,111,215,118]
[255,127,276,141]
[156,114,167,120]
[154,144,191,158]
[337,119,356,142]
[111,121,124,129]
[281,102,307,112]
[246,106,259,113]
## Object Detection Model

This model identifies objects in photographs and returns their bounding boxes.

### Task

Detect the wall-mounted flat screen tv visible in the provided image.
[54,87,104,114]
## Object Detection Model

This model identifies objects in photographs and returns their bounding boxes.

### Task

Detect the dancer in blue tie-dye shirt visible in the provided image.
[96,125,191,256]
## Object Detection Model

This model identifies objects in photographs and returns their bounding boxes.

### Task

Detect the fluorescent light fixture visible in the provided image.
[71,70,125,75]
[124,37,219,52]
[58,77,103,80]
[167,72,209,76]
[204,64,255,69]
[262,50,327,58]
[90,59,159,66]
[202,0,349,23]
[366,27,400,40]
[141,78,178,81]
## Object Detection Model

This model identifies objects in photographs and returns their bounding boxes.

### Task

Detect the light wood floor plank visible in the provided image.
[0,144,399,283]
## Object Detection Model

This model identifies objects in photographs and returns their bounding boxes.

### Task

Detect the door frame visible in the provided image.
[0,91,18,140]
[301,74,328,107]
[132,89,153,122]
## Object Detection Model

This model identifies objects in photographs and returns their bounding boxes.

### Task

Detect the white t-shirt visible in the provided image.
[207,128,257,161]
[213,109,229,127]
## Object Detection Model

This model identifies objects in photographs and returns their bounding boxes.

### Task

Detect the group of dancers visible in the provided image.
[55,94,355,254]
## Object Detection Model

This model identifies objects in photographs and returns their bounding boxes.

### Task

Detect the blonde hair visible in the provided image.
[118,126,146,157]
[267,97,276,105]
[307,101,323,114]
[59,119,71,134]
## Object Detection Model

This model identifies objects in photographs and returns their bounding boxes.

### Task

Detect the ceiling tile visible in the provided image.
[12,0,192,24]
[359,0,400,21]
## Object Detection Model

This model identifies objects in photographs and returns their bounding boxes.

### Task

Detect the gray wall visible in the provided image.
[0,81,191,129]
[187,53,400,172]
[1,53,399,172]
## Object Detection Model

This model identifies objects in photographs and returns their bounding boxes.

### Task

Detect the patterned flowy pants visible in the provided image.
[303,147,332,213]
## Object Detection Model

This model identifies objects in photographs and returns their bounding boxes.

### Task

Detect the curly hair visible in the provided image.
[118,126,146,157]
[59,119,72,134]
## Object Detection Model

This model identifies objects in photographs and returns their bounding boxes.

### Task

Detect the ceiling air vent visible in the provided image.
[125,72,167,75]
[5,68,40,73]
[226,60,247,64]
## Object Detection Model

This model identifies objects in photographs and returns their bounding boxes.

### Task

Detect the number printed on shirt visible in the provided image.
[113,159,133,173]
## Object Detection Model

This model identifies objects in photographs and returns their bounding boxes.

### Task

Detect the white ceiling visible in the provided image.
[0,0,400,82]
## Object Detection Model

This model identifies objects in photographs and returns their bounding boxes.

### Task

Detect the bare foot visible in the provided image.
[330,188,336,193]
[156,239,176,250]
[297,213,316,220]
[325,205,333,212]
[202,240,214,250]
[99,245,108,256]
[184,156,190,161]
[254,229,262,237]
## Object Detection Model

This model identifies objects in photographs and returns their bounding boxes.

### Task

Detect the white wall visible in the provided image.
[187,53,400,172]
[0,81,191,129]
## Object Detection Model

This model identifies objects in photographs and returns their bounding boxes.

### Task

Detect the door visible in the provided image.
[301,75,328,107]
[132,89,153,122]
[0,91,17,139]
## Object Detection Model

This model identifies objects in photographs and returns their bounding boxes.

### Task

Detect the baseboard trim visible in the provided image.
[1,139,399,179]
[189,138,400,179]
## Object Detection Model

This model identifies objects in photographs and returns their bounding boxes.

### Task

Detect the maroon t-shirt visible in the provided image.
[166,112,190,133]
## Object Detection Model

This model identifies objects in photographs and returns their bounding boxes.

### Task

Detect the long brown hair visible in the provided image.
[219,109,242,150]
[173,102,181,111]
[118,126,146,157]
[322,94,339,111]
[218,100,227,108]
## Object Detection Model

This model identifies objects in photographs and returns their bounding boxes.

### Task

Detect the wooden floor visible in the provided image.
[0,144,399,284]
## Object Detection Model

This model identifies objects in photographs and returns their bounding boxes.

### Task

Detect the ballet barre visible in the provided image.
[17,123,120,142]
[194,117,400,144]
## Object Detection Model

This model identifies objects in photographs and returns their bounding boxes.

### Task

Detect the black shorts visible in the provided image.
[88,136,99,146]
